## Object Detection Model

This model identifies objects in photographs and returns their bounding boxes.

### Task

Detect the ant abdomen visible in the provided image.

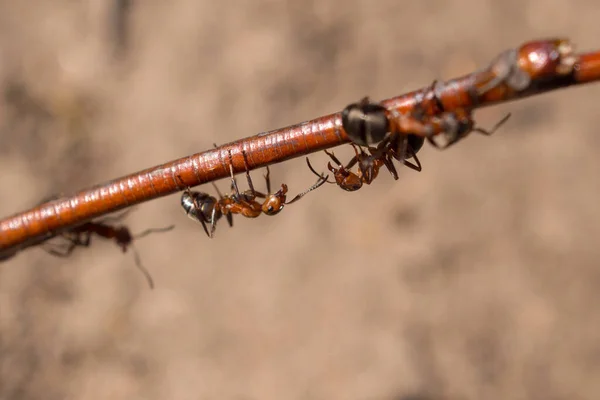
[181,192,221,223]
[341,97,390,146]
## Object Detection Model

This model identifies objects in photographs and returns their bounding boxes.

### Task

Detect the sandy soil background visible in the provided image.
[2,1,600,399]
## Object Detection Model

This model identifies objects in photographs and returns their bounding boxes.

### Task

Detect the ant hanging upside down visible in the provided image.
[306,136,423,192]
[180,149,329,238]
[42,208,175,289]
[311,83,511,192]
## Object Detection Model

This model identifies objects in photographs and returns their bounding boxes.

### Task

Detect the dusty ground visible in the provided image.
[1,1,600,399]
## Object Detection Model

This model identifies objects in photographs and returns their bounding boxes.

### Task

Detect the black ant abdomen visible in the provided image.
[341,97,390,146]
[181,191,219,222]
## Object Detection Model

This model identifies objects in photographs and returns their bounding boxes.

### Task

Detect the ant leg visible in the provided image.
[211,182,233,206]
[391,133,409,167]
[240,149,257,196]
[246,167,267,198]
[381,154,400,180]
[226,150,242,199]
[264,166,272,194]
[198,218,211,238]
[130,245,155,289]
[349,144,371,181]
[225,213,233,228]
[285,173,329,205]
[64,231,92,248]
[212,143,236,198]
[176,175,191,193]
[42,241,77,257]
[428,80,445,113]
[473,113,512,136]
[306,158,334,184]
[209,207,219,238]
[42,230,91,257]
[402,146,422,172]
[346,144,363,170]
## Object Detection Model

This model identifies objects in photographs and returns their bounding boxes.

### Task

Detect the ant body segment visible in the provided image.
[42,208,175,289]
[180,149,328,238]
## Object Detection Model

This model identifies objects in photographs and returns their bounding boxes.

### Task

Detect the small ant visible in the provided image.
[307,136,423,192]
[180,149,328,238]
[42,208,175,289]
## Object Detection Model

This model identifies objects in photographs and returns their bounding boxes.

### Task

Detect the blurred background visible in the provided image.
[1,1,600,399]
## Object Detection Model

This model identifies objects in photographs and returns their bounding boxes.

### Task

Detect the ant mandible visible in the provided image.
[42,208,175,289]
[180,148,328,238]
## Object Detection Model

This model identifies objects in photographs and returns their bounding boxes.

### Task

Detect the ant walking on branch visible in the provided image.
[180,149,328,238]
[42,208,175,289]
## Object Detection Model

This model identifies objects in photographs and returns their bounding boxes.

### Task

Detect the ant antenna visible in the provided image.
[133,225,175,240]
[130,244,155,289]
[285,171,329,205]
[130,225,174,289]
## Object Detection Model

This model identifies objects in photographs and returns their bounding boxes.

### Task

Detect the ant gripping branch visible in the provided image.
[180,149,328,238]
[42,208,174,289]
[341,80,511,151]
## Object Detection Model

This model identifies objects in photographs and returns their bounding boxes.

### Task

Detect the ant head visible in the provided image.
[115,226,132,252]
[328,162,360,190]
[262,184,288,216]
[341,98,390,146]
[340,174,363,192]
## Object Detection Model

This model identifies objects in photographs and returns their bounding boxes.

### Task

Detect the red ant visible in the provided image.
[306,137,423,192]
[180,149,328,238]
[42,208,175,289]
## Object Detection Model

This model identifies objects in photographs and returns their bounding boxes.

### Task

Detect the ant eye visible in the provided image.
[268,206,274,212]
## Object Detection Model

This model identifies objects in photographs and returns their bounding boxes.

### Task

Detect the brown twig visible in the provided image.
[1,38,599,259]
